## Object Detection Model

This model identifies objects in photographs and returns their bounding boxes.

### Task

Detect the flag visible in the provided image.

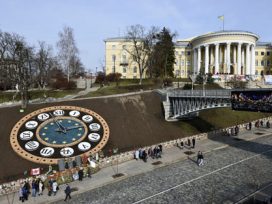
[218,15,224,21]
[30,168,40,176]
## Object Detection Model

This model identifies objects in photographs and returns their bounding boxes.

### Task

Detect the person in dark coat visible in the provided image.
[158,144,163,154]
[78,168,83,181]
[249,122,252,130]
[187,138,191,148]
[180,141,184,149]
[64,184,71,201]
[192,138,196,148]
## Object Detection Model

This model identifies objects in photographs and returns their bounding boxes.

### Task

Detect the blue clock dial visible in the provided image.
[37,117,88,147]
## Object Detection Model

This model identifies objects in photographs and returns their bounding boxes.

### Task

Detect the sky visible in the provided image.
[1,0,272,72]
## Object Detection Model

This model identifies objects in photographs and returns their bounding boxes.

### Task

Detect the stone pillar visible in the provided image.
[215,43,219,74]
[226,42,231,73]
[233,45,237,64]
[237,43,242,75]
[193,48,197,74]
[242,47,245,74]
[251,44,255,75]
[205,45,209,74]
[246,44,251,75]
[197,47,201,73]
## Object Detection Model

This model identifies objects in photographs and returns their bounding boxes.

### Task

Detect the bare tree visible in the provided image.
[125,25,159,85]
[56,26,79,82]
[34,41,53,89]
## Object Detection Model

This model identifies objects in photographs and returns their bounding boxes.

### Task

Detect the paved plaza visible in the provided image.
[1,126,272,204]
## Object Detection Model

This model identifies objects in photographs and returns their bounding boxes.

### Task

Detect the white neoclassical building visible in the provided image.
[190,31,258,75]
[105,30,272,79]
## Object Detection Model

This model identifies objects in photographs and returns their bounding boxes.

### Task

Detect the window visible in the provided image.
[181,60,184,66]
[255,60,258,66]
[122,45,126,49]
[133,66,137,73]
[123,67,127,73]
[175,70,180,76]
[121,55,126,62]
[175,51,178,55]
[261,60,264,66]
[112,55,116,62]
[261,52,264,56]
[181,51,185,56]
[175,60,178,66]
[267,52,270,56]
[255,51,258,56]
[186,60,191,66]
[133,76,137,79]
[255,70,258,75]
[187,51,191,56]
[122,76,126,79]
[112,45,116,49]
[267,60,270,66]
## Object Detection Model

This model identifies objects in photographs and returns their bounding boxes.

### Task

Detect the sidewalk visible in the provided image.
[1,127,271,204]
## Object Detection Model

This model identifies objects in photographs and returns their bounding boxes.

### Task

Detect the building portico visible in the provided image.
[191,31,259,75]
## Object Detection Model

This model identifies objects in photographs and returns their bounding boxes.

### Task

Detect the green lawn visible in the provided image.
[0,89,83,103]
[176,108,272,136]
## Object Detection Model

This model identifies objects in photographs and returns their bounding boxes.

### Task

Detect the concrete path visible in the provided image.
[1,127,272,204]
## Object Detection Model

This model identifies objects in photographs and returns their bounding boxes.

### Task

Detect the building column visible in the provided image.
[193,48,197,74]
[246,44,251,75]
[251,44,255,75]
[242,47,245,74]
[215,43,219,74]
[205,45,209,74]
[197,47,201,73]
[226,42,231,73]
[237,43,242,75]
[233,45,237,64]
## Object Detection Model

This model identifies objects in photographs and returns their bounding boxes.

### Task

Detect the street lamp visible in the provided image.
[189,74,197,94]
[202,74,208,96]
[113,55,116,73]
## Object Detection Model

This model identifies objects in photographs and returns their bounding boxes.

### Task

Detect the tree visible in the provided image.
[56,26,79,82]
[150,27,176,78]
[34,41,54,89]
[125,25,159,85]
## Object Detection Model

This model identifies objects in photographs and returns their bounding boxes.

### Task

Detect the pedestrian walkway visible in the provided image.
[1,127,271,204]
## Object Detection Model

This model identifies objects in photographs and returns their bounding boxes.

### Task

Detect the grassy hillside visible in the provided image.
[176,108,272,135]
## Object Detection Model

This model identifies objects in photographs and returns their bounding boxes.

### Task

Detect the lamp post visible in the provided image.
[189,74,197,94]
[113,55,116,73]
[202,74,208,96]
[179,54,181,88]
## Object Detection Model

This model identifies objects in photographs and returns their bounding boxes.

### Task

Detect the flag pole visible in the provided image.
[223,17,224,31]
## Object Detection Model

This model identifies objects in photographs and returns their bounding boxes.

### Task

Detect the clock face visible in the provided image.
[10,106,110,164]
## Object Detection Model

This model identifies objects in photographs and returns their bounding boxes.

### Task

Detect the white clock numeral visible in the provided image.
[40,147,54,157]
[78,142,91,151]
[25,141,39,151]
[82,115,93,123]
[20,131,34,140]
[37,113,50,121]
[88,133,101,142]
[25,121,38,130]
[60,147,74,157]
[89,123,101,131]
[53,110,64,116]
[69,110,80,117]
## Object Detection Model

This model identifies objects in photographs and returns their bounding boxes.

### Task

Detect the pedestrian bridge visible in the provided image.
[162,89,232,121]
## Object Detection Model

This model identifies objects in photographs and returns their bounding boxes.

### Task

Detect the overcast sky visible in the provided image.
[1,0,271,72]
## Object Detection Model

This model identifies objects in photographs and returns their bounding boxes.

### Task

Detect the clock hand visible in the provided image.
[49,113,66,133]
[66,126,84,131]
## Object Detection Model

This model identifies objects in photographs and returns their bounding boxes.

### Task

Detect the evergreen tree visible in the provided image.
[150,27,176,78]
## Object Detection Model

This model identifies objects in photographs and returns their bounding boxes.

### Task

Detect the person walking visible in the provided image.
[187,138,191,149]
[19,186,24,202]
[192,138,196,148]
[199,152,204,166]
[180,140,184,149]
[64,184,71,201]
[38,180,43,196]
[249,122,252,130]
[52,180,58,196]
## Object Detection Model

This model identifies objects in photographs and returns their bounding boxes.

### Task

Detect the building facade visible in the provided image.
[105,31,272,79]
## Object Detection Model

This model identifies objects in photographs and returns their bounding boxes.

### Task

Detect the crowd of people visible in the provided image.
[246,120,271,130]
[19,179,44,202]
[178,137,196,149]
[134,145,163,162]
